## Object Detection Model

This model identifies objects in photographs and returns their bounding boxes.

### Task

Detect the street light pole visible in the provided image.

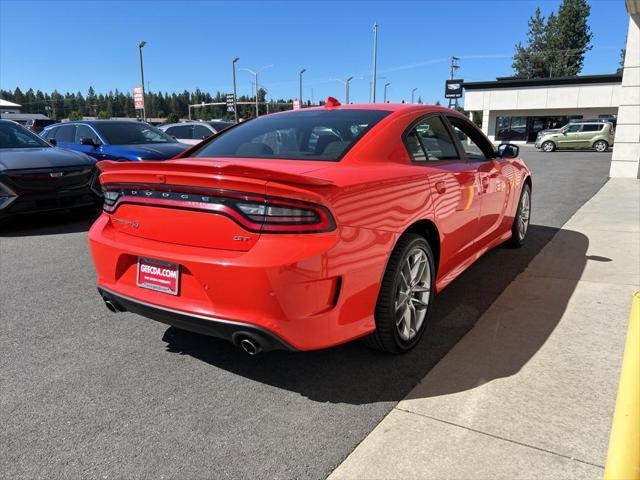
[255,72,259,117]
[299,68,306,107]
[232,57,239,123]
[345,76,353,104]
[239,65,272,118]
[138,41,147,121]
[371,21,378,103]
[384,82,390,103]
[411,87,417,104]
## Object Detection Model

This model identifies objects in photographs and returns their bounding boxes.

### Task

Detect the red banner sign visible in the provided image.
[133,85,145,110]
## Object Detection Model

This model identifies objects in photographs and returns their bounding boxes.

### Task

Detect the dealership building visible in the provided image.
[463,74,621,144]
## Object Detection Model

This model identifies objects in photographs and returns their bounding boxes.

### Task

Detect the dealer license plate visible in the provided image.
[136,257,180,295]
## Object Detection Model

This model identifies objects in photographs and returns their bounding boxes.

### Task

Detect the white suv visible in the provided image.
[159,120,233,145]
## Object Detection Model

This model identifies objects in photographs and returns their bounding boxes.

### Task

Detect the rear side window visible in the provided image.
[192,109,391,161]
[75,125,100,143]
[166,125,192,138]
[192,125,212,140]
[53,125,75,143]
[407,116,459,162]
[582,124,602,132]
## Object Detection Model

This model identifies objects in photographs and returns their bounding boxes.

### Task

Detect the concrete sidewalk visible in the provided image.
[329,178,640,479]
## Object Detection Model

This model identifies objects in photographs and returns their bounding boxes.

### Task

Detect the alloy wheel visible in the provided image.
[518,189,530,240]
[542,141,554,152]
[395,248,431,341]
[594,141,607,152]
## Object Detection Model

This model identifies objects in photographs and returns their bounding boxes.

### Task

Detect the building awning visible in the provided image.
[463,73,623,90]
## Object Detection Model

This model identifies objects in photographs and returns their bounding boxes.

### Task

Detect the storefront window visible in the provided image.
[495,115,584,142]
[495,116,527,141]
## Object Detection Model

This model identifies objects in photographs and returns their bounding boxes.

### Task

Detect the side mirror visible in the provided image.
[80,138,100,147]
[498,143,519,158]
[49,138,57,146]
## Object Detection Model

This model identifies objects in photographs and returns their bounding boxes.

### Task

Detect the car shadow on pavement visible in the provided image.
[162,224,588,405]
[0,209,98,237]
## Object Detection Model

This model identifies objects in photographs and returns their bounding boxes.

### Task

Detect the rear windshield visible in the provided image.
[97,122,178,145]
[192,109,390,161]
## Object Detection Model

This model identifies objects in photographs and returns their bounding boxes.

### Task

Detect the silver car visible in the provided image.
[159,120,233,145]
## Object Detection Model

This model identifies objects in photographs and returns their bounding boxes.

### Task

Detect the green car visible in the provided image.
[535,121,615,153]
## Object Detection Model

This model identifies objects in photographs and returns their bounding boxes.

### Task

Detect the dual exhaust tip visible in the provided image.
[102,297,264,356]
[238,337,263,356]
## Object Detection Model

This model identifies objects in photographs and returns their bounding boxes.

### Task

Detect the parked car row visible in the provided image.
[0,120,99,224]
[40,120,188,161]
[0,118,194,224]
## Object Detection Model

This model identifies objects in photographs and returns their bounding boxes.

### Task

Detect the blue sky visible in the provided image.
[0,0,629,105]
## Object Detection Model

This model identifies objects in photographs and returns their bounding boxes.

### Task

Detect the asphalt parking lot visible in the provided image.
[0,147,613,479]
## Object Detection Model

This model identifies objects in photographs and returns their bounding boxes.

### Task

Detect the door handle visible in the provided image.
[434,181,446,194]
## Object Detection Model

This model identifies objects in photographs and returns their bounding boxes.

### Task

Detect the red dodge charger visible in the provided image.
[89,100,531,355]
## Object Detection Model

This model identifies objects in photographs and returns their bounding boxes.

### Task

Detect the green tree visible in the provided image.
[164,112,180,124]
[96,111,110,119]
[618,48,626,74]
[512,7,548,78]
[546,0,592,77]
[512,0,592,78]
[68,111,83,120]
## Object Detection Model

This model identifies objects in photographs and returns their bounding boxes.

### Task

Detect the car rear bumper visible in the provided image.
[98,286,295,351]
[88,214,395,351]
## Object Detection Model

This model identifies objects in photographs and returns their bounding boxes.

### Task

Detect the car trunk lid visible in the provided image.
[97,159,334,251]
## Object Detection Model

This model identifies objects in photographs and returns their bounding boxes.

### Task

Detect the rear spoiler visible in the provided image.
[96,159,335,187]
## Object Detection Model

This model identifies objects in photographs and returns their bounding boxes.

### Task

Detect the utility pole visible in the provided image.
[411,87,417,104]
[345,76,353,104]
[138,41,147,121]
[299,68,306,107]
[371,21,378,103]
[232,57,239,122]
[448,55,460,109]
[384,82,390,103]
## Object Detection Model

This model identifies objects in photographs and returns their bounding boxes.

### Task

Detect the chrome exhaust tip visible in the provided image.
[239,337,262,356]
[104,299,119,313]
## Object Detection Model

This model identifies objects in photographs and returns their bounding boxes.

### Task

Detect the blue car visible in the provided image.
[40,120,188,161]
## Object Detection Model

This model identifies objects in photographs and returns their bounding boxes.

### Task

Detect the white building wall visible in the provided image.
[465,82,622,143]
[610,15,640,178]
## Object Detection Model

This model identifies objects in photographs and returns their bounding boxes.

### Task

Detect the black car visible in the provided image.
[0,120,100,223]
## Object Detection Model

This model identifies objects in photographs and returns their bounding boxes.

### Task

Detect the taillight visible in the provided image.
[101,184,335,233]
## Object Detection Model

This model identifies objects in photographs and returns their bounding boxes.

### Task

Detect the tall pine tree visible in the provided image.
[512,0,592,78]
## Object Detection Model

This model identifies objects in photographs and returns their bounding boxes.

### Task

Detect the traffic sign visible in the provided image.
[226,93,235,113]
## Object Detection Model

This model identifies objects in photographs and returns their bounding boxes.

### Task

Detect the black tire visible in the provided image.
[541,141,556,152]
[593,140,609,153]
[508,183,531,248]
[362,233,435,353]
